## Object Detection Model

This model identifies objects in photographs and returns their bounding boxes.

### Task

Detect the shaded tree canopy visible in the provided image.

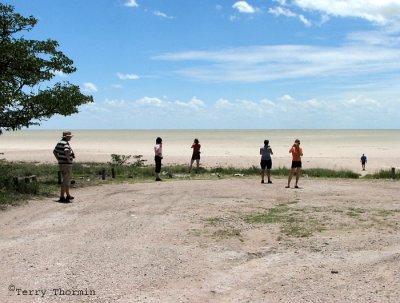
[0,3,93,133]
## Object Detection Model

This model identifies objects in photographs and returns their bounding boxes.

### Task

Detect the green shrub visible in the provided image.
[365,169,399,180]
[302,168,360,179]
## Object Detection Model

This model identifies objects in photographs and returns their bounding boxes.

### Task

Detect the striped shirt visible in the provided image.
[54,140,74,164]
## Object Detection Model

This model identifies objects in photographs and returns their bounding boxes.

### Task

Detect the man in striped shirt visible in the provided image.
[53,131,75,203]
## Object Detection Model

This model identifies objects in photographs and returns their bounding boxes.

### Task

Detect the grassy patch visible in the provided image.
[282,219,324,238]
[302,168,360,179]
[212,229,242,238]
[364,169,399,180]
[244,202,325,238]
[0,157,397,208]
[346,207,366,218]
[374,209,400,217]
[205,217,223,226]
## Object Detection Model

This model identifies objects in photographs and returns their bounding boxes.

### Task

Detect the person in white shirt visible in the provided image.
[154,137,163,181]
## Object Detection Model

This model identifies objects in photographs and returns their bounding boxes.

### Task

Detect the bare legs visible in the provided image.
[60,167,71,198]
[189,159,200,173]
[287,167,301,188]
[59,166,74,202]
[261,169,272,183]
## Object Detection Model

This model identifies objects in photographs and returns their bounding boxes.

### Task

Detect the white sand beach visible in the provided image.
[1,129,399,172]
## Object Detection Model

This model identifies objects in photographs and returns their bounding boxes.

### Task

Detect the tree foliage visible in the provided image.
[0,3,93,133]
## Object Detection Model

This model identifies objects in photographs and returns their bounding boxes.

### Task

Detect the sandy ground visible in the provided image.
[2,129,400,172]
[1,177,399,302]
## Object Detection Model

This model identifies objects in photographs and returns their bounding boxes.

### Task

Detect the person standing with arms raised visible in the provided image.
[286,139,303,189]
[189,138,201,174]
[260,139,273,184]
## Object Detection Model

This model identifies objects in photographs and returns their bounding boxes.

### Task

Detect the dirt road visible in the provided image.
[1,178,399,302]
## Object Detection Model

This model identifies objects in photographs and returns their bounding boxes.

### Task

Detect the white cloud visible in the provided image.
[268,6,312,26]
[240,99,258,108]
[260,98,276,107]
[293,0,400,25]
[233,1,257,14]
[298,14,312,26]
[154,44,400,83]
[124,0,138,8]
[117,72,140,80]
[69,93,396,129]
[153,10,173,19]
[280,94,294,102]
[214,98,233,109]
[344,96,381,109]
[347,31,400,46]
[80,102,106,113]
[52,70,67,77]
[269,6,296,18]
[303,98,322,112]
[175,97,205,111]
[273,0,287,5]
[105,98,126,107]
[81,82,98,93]
[136,96,164,107]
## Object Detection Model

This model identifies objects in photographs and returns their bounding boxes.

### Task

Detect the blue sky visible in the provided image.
[7,0,400,129]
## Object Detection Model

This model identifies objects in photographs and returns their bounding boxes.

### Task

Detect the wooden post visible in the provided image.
[12,175,37,190]
[57,171,62,184]
[111,167,116,178]
[13,177,18,188]
[101,169,106,180]
[391,167,396,179]
[24,175,37,183]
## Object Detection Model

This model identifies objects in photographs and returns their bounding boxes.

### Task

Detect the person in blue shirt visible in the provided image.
[360,154,367,171]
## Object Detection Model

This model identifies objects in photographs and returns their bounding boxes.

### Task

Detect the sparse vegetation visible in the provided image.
[364,168,399,179]
[201,203,400,241]
[0,157,396,208]
[212,229,242,238]
[244,202,325,238]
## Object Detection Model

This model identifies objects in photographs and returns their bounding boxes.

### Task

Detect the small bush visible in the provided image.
[302,168,360,179]
[109,154,147,167]
[365,169,399,180]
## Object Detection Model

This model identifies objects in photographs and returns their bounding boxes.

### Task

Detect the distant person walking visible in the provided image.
[154,137,163,181]
[286,139,303,189]
[260,140,273,184]
[53,131,75,203]
[189,138,201,173]
[360,154,367,171]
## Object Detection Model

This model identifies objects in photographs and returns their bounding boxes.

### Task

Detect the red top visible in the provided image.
[191,143,201,153]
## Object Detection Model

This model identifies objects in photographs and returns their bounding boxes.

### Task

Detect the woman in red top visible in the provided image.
[286,139,303,189]
[189,138,201,173]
